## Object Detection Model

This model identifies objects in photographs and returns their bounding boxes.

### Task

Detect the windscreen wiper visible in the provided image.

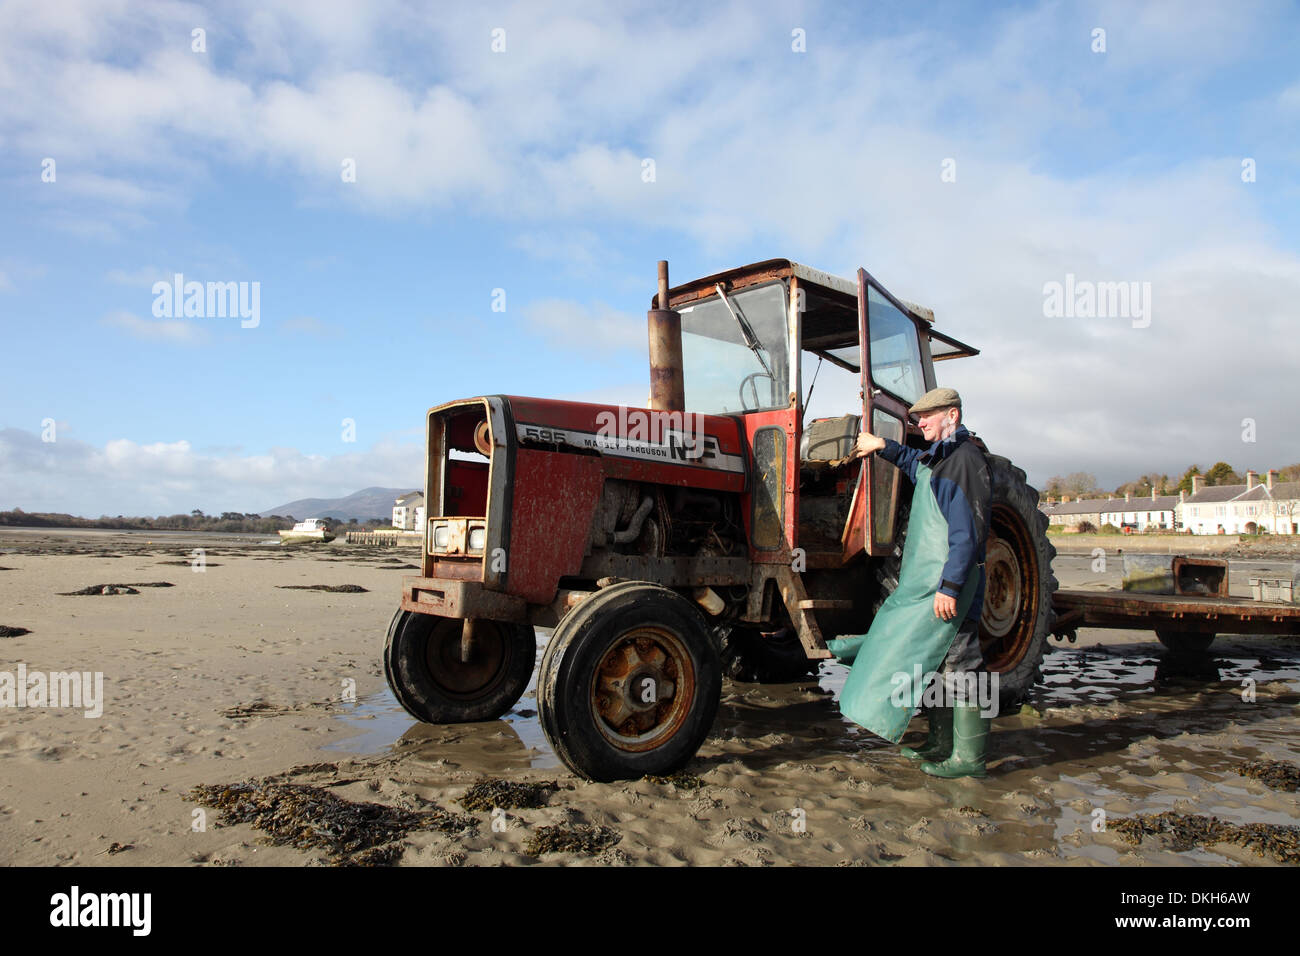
[715,283,775,380]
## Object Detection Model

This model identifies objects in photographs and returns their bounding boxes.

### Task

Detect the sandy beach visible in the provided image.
[1,529,1296,867]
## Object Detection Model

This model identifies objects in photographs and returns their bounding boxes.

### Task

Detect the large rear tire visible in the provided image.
[538,582,722,782]
[979,453,1058,712]
[384,608,536,723]
[719,625,819,683]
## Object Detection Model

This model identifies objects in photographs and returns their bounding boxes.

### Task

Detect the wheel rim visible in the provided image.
[980,504,1039,671]
[982,537,1021,639]
[423,619,510,700]
[590,626,696,753]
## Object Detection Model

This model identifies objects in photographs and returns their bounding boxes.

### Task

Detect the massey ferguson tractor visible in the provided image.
[383,258,1058,781]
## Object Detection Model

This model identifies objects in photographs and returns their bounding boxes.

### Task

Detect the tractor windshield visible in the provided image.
[678,280,789,414]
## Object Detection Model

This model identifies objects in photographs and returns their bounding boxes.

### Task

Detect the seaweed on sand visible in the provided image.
[1111,811,1299,865]
[188,780,478,865]
[459,778,563,812]
[1236,758,1300,793]
[276,584,369,593]
[523,823,622,856]
[59,582,174,595]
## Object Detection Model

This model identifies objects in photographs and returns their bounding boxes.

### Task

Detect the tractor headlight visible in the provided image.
[468,526,486,552]
[432,524,450,550]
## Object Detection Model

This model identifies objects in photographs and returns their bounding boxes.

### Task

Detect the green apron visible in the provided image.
[826,460,980,743]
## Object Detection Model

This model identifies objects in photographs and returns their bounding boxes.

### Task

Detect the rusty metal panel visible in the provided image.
[739,407,798,562]
[400,576,527,621]
[506,396,748,492]
[1052,588,1300,635]
[507,448,604,604]
[1173,556,1230,597]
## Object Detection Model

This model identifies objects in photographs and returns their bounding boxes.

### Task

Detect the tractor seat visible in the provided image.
[801,414,861,462]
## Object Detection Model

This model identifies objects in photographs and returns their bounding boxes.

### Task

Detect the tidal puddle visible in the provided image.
[326,631,559,770]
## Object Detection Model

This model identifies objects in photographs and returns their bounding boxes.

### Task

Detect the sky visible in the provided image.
[1,0,1298,516]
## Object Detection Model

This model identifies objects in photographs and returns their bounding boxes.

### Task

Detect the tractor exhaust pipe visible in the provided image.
[647,259,685,412]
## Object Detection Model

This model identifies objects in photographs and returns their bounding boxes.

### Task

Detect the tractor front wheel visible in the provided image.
[384,609,537,723]
[537,582,722,782]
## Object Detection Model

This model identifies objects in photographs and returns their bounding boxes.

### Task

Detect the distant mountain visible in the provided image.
[258,486,417,522]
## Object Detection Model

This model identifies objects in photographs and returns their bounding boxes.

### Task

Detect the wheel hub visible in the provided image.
[426,620,507,698]
[982,536,1022,639]
[591,628,693,752]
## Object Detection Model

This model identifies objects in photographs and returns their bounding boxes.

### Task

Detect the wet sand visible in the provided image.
[1,530,1296,866]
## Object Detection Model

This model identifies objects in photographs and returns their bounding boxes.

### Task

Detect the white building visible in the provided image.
[1043,489,1178,532]
[1044,469,1300,535]
[392,492,426,532]
[1181,470,1300,535]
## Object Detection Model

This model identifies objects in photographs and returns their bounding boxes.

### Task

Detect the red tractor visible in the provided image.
[384,258,1057,781]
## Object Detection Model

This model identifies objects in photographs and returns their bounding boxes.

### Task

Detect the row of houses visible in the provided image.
[1042,470,1300,535]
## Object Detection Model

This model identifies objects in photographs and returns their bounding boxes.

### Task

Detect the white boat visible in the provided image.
[278,518,336,543]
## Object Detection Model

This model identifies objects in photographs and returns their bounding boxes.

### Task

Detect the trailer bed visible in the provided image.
[1052,588,1300,637]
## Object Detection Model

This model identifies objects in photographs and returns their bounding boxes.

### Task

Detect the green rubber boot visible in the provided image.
[899,706,953,761]
[921,705,990,779]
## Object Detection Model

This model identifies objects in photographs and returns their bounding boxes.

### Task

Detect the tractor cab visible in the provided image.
[662,259,979,568]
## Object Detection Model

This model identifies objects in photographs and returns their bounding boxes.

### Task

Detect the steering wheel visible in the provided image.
[739,371,777,410]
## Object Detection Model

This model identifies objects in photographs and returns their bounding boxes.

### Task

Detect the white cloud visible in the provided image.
[523,298,645,352]
[106,265,166,286]
[101,309,210,345]
[279,315,341,337]
[0,426,423,517]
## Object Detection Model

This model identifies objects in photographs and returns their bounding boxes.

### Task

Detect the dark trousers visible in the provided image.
[940,616,984,674]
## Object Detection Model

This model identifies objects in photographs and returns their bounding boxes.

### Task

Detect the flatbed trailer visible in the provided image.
[1051,588,1300,654]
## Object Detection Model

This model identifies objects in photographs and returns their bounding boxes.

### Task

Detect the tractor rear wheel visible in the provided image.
[537,582,722,782]
[384,609,536,723]
[979,453,1058,712]
[719,625,819,683]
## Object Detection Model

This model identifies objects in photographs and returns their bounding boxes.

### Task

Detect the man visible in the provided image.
[829,386,993,778]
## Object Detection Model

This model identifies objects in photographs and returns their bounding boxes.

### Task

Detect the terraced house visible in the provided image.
[1180,471,1299,535]
[1043,489,1179,532]
[1043,470,1300,535]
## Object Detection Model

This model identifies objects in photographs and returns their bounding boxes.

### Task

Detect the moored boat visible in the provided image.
[278,518,336,543]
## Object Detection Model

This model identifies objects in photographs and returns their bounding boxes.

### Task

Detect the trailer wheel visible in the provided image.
[719,625,819,683]
[1155,629,1216,655]
[538,583,721,782]
[979,453,1059,713]
[384,609,536,723]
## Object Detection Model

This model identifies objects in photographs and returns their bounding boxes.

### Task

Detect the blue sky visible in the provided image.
[1,0,1298,516]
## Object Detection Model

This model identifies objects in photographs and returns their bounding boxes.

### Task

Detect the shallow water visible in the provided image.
[331,629,1299,837]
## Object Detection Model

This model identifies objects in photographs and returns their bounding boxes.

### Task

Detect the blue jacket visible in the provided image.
[877,424,991,622]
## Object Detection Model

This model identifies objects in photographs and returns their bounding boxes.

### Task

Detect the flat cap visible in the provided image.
[908,387,962,415]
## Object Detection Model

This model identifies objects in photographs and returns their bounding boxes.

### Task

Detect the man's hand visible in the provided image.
[934,592,957,621]
[854,431,885,458]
